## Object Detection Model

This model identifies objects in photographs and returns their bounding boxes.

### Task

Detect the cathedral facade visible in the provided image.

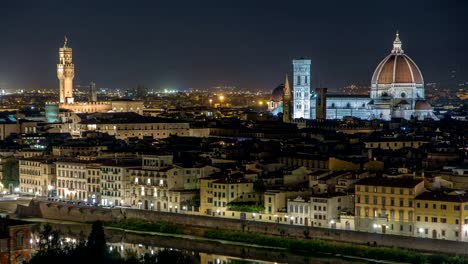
[274,33,436,121]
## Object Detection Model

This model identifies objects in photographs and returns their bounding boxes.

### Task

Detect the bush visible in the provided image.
[227,202,265,212]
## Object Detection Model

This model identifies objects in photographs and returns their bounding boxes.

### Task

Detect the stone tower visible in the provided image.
[57,36,75,104]
[315,87,327,119]
[283,74,292,122]
[293,59,311,119]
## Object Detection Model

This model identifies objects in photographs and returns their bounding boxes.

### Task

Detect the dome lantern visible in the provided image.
[391,31,404,54]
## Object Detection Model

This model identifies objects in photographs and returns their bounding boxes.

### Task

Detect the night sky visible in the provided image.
[0,0,466,91]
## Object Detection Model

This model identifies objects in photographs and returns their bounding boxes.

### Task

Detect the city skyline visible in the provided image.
[0,0,467,91]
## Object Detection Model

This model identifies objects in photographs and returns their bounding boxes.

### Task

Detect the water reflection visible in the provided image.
[107,242,281,264]
[31,223,363,264]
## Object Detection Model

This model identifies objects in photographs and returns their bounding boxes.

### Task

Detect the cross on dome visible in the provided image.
[391,31,404,54]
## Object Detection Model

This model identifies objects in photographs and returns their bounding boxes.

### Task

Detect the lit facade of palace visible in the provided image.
[274,33,437,121]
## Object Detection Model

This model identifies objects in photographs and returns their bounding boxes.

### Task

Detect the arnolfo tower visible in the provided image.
[57,36,74,104]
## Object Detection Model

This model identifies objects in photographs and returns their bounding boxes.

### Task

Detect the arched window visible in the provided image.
[16,231,24,247]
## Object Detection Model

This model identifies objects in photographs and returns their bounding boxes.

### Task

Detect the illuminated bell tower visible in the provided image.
[293,59,311,119]
[57,36,74,104]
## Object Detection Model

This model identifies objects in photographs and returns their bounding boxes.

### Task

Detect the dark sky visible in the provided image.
[0,0,466,91]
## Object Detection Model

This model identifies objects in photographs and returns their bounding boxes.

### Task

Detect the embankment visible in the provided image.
[16,200,468,256]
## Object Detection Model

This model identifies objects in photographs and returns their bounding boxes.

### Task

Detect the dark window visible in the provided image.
[16,231,24,247]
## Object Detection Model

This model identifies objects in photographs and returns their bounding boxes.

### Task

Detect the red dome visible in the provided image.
[270,84,284,102]
[371,33,424,85]
[415,100,432,111]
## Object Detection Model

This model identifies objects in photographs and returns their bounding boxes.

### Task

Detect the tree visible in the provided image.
[253,178,266,205]
[86,221,107,257]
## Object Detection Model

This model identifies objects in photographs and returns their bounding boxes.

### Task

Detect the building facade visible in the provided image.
[56,161,88,201]
[414,191,468,241]
[18,158,56,196]
[354,177,425,236]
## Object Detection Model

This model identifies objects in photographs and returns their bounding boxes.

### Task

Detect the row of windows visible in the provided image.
[57,180,86,190]
[367,142,422,148]
[416,215,468,225]
[357,185,413,195]
[213,201,227,207]
[211,184,249,189]
[356,207,411,221]
[58,170,86,178]
[19,168,41,176]
[20,178,42,185]
[416,202,468,211]
[296,75,309,85]
[357,195,413,207]
[102,191,121,197]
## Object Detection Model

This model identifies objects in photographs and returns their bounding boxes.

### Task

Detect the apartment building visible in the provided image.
[200,175,256,217]
[415,191,468,241]
[287,192,354,228]
[354,177,425,236]
[18,158,56,196]
[56,160,89,201]
[100,160,140,206]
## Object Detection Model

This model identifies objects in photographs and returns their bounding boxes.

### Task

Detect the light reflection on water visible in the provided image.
[30,231,283,264]
[107,242,281,264]
[31,223,364,264]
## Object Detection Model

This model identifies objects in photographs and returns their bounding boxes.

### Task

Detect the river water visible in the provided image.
[30,221,369,264]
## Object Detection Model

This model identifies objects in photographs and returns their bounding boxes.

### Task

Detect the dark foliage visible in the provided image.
[27,222,197,264]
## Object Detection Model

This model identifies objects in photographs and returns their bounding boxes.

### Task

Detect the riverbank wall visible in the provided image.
[16,200,468,256]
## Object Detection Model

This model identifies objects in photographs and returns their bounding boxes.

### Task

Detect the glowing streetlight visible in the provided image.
[219,95,224,101]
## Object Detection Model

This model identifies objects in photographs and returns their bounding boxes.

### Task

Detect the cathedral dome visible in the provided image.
[415,100,432,111]
[270,84,284,102]
[371,33,424,85]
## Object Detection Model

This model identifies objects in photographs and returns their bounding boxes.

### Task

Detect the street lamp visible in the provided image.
[219,95,224,108]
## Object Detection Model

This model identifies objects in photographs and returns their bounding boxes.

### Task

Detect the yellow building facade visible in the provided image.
[414,191,468,241]
[355,177,425,236]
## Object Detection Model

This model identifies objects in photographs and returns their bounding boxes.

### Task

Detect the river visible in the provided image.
[27,220,371,264]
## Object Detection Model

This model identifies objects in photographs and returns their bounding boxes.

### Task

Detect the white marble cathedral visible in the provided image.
[271,32,436,121]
